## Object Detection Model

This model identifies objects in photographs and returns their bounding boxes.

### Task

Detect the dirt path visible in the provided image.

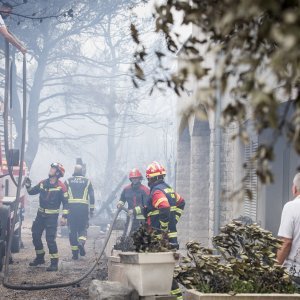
[0,220,108,300]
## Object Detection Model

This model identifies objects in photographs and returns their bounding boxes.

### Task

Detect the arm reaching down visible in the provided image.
[88,181,95,216]
[277,238,292,265]
[0,26,26,54]
[277,202,294,265]
[117,188,126,208]
[152,190,170,232]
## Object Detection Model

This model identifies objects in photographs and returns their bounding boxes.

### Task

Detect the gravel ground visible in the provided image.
[0,219,108,300]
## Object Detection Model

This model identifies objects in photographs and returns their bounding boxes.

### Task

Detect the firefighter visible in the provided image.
[65,164,95,260]
[25,163,68,272]
[117,168,150,233]
[145,161,185,300]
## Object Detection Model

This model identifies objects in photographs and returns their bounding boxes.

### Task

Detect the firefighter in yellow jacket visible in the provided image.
[65,165,95,260]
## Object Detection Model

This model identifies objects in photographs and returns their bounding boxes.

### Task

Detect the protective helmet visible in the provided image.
[129,168,142,179]
[146,161,166,179]
[73,164,83,176]
[51,162,65,178]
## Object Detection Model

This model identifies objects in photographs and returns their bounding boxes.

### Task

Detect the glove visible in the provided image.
[60,217,67,226]
[24,177,31,189]
[170,243,179,250]
[117,201,124,209]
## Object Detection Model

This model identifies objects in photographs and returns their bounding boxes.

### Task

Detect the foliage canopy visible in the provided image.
[131,0,300,184]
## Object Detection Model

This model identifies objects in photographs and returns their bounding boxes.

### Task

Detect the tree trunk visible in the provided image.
[103,92,118,196]
[26,53,48,168]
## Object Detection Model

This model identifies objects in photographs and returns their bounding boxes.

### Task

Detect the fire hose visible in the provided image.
[1,40,134,290]
[3,41,18,187]
[3,40,27,285]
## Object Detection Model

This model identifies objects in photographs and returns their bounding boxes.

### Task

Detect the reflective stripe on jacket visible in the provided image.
[27,178,69,217]
[119,183,149,220]
[146,180,178,243]
[65,176,95,211]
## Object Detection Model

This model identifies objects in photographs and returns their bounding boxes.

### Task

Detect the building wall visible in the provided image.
[177,114,244,247]
[176,27,299,248]
[176,25,245,247]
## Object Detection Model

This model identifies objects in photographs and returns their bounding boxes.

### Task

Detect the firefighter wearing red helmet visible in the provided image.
[145,161,185,300]
[24,163,69,272]
[117,168,150,232]
[145,161,185,245]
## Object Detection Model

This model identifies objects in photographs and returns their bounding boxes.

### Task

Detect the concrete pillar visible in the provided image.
[189,119,210,246]
[219,128,236,226]
[176,127,191,247]
[208,126,238,245]
[208,128,215,245]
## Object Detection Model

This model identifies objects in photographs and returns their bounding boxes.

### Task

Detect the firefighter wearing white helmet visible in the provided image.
[65,164,95,260]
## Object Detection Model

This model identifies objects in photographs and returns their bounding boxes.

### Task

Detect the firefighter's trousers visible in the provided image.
[68,211,88,252]
[171,279,183,300]
[31,212,59,259]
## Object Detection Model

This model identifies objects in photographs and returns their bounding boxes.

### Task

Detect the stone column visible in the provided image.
[209,125,237,246]
[189,119,210,246]
[176,127,191,247]
[208,128,215,245]
[220,128,236,226]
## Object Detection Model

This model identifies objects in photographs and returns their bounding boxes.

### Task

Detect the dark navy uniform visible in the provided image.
[28,179,68,261]
[146,180,185,245]
[146,180,185,300]
[118,183,149,232]
[65,175,95,257]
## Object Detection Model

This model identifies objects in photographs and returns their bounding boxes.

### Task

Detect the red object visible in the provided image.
[152,190,170,209]
[146,161,166,179]
[129,168,142,179]
[57,180,67,193]
[51,162,65,178]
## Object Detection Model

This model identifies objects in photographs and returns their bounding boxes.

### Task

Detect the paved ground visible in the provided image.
[0,219,108,300]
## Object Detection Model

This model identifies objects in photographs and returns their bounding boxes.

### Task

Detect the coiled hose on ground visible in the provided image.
[4,207,129,290]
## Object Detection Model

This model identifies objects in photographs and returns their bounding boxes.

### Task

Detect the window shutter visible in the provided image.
[244,140,258,221]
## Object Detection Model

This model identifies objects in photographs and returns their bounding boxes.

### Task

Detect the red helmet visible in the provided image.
[51,162,65,178]
[146,161,166,179]
[129,168,142,179]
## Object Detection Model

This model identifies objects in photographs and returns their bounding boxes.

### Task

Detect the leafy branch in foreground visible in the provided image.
[131,0,300,185]
[132,224,172,253]
[175,221,296,294]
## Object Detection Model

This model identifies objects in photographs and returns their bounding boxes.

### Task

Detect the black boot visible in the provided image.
[78,243,86,257]
[29,254,45,266]
[72,250,79,260]
[46,258,58,272]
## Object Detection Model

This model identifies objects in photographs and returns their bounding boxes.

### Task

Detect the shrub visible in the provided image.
[132,224,172,253]
[175,221,296,294]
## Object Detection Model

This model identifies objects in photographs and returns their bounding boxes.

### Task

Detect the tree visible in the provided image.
[131,0,300,184]
[54,9,165,193]
[3,0,139,168]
